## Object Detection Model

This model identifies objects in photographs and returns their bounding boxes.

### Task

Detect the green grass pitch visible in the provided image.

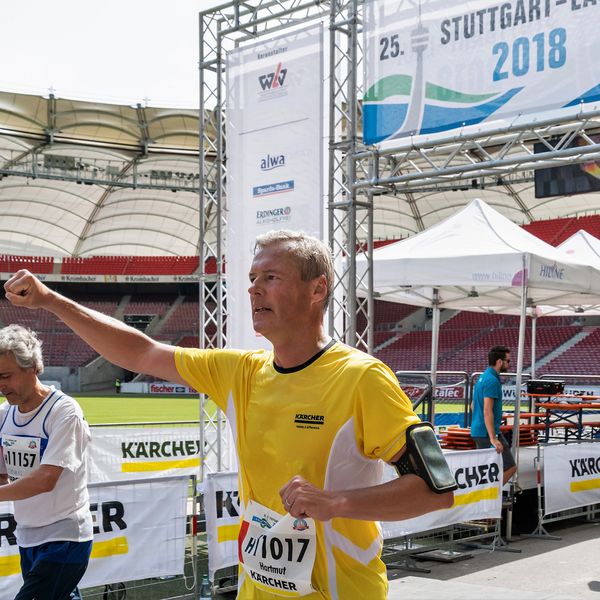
[76,395,215,425]
[76,394,463,425]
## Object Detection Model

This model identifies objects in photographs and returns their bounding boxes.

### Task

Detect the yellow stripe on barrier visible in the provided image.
[91,536,129,558]
[0,554,21,577]
[218,524,240,543]
[453,486,499,506]
[571,477,600,493]
[121,458,200,472]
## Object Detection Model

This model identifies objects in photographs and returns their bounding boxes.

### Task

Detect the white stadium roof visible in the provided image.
[0,91,203,257]
[1,90,600,257]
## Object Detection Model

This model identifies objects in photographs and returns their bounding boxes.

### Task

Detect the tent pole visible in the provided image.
[531,313,537,379]
[430,288,440,425]
[512,260,528,463]
[506,257,528,541]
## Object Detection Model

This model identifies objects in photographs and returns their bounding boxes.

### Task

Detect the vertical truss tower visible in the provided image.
[198,0,371,476]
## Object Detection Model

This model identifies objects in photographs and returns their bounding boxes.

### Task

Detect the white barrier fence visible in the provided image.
[544,441,600,514]
[202,449,503,579]
[3,425,598,594]
[0,476,189,598]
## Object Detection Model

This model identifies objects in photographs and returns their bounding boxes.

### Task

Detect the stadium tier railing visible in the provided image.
[0,255,54,274]
[61,255,200,275]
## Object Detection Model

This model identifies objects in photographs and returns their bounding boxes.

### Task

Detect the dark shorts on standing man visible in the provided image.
[472,432,516,471]
[16,540,92,600]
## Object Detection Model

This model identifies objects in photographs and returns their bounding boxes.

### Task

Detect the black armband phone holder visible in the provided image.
[392,422,458,494]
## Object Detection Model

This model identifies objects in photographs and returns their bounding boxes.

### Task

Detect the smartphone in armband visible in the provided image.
[393,422,458,494]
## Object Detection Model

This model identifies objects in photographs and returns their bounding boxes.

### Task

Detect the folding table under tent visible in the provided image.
[356,198,600,451]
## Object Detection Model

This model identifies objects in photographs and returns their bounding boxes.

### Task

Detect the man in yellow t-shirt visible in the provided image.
[5,230,454,599]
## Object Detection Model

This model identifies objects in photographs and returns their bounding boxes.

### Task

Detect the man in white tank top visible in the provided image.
[0,325,93,600]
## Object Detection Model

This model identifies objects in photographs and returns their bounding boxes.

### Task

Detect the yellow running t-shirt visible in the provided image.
[175,341,419,600]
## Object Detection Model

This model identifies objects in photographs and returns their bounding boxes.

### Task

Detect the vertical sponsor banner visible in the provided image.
[364,0,600,144]
[202,471,241,580]
[0,478,188,596]
[88,426,202,483]
[544,442,600,514]
[226,25,324,350]
[382,449,502,538]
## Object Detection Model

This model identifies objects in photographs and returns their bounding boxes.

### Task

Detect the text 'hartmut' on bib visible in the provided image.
[239,500,316,597]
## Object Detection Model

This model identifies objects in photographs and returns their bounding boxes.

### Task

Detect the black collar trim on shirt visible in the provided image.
[273,339,336,374]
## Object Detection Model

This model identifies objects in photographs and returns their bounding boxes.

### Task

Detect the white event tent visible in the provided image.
[560,229,600,268]
[356,198,600,450]
[535,229,600,317]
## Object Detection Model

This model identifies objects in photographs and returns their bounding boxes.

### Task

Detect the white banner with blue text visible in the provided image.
[363,0,600,144]
[226,24,325,350]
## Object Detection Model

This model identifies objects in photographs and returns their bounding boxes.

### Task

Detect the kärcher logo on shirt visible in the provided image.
[294,414,324,430]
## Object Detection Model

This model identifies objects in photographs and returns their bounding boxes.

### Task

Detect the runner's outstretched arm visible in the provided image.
[4,270,181,383]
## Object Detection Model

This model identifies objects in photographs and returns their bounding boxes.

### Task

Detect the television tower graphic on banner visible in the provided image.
[363,0,524,144]
[399,2,428,136]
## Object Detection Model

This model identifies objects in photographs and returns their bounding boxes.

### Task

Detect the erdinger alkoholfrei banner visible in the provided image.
[201,449,501,578]
[0,477,188,597]
[226,25,324,350]
[363,0,600,144]
[544,441,600,514]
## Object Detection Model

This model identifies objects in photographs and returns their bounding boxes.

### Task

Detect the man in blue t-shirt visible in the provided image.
[471,345,517,485]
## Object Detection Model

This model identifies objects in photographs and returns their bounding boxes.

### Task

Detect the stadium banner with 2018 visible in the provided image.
[363,0,600,144]
[225,24,324,351]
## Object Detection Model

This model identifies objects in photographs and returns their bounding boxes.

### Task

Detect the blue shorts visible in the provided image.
[16,540,93,600]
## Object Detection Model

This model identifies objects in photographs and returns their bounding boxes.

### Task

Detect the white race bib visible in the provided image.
[239,500,316,597]
[2,434,42,480]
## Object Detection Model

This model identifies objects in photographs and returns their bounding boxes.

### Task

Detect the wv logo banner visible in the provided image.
[258,63,287,91]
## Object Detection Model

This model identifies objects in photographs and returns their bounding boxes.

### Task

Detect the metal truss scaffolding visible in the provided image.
[198,0,371,475]
[199,0,600,474]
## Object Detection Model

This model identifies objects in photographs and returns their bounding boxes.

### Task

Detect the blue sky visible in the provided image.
[0,0,219,108]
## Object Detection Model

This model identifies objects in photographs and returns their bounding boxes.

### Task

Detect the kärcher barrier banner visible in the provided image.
[544,441,600,514]
[0,477,188,597]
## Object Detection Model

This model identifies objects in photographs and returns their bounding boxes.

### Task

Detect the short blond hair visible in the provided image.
[254,230,333,310]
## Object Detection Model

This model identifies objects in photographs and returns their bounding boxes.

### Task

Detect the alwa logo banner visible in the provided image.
[363,0,600,144]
